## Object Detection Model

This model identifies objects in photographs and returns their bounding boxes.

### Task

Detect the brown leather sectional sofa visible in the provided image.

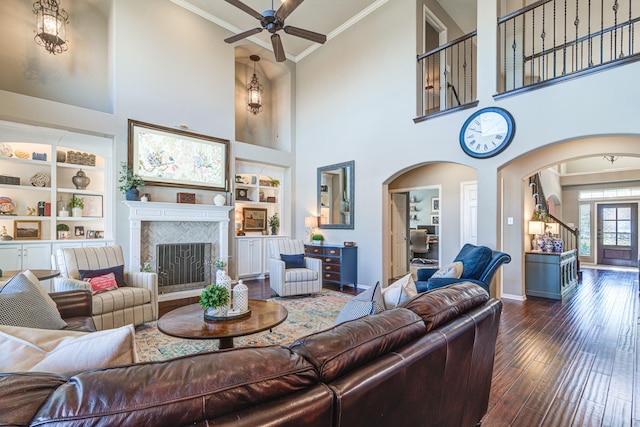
[1,282,502,427]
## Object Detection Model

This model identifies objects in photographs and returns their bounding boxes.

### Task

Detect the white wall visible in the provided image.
[294,0,640,290]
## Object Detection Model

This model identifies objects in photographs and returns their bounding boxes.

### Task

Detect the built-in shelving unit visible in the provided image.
[0,121,114,284]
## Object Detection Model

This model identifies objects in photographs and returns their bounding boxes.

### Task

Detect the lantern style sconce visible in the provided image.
[33,0,69,54]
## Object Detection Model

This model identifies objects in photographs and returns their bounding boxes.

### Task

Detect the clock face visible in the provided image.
[459,107,515,158]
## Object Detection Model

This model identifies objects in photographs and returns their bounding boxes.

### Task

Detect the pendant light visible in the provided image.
[33,0,69,55]
[247,55,263,115]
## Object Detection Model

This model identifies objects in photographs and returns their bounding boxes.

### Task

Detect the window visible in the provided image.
[579,204,591,256]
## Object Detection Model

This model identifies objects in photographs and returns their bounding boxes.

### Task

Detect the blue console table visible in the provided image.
[304,244,358,291]
[525,249,578,300]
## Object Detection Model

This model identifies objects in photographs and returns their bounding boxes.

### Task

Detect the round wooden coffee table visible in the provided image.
[157,300,288,349]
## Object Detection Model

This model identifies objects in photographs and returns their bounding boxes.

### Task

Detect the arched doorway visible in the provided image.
[499,135,640,299]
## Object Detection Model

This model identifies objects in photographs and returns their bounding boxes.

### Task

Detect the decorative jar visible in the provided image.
[217,271,232,311]
[72,169,90,190]
[233,280,249,312]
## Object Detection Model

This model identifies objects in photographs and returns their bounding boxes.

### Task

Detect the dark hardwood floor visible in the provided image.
[158,269,638,426]
[483,268,639,426]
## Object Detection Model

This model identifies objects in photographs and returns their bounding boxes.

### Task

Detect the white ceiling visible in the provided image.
[170,0,479,62]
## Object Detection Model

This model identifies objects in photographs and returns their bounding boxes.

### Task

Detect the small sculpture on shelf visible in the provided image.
[0,225,13,240]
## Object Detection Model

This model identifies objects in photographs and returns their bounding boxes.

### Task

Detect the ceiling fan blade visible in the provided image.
[224,27,263,44]
[283,26,327,44]
[271,34,286,62]
[224,0,264,20]
[276,0,304,20]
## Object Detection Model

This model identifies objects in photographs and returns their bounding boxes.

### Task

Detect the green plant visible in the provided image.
[268,213,280,228]
[269,177,280,187]
[213,257,226,269]
[199,284,230,309]
[69,196,84,209]
[56,223,69,232]
[311,233,324,241]
[142,260,153,272]
[118,162,145,193]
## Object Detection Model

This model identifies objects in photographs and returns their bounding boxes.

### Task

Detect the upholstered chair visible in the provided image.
[268,239,322,297]
[53,245,158,330]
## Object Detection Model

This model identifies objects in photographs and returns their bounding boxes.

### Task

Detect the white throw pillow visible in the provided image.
[381,273,418,309]
[431,262,464,279]
[0,323,137,376]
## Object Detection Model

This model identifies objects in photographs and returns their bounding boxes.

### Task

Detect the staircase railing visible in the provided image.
[529,173,581,277]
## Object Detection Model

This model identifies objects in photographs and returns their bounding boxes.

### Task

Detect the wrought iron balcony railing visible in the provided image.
[498,0,640,94]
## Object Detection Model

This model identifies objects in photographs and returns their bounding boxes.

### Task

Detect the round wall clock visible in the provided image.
[459,107,515,158]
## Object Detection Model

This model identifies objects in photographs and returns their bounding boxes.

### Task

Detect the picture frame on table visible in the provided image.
[242,207,267,231]
[431,197,440,212]
[77,194,103,217]
[128,120,230,191]
[14,220,41,240]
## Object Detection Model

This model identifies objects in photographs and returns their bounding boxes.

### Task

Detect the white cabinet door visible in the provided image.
[0,245,22,271]
[21,244,52,271]
[237,238,262,277]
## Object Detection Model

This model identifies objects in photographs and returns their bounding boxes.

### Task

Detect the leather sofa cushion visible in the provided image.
[31,346,319,426]
[0,372,67,426]
[399,282,489,332]
[290,308,426,383]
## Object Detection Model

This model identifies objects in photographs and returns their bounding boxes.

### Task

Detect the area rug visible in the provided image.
[135,289,351,362]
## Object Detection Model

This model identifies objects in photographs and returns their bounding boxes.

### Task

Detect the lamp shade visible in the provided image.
[528,221,545,235]
[304,216,317,228]
[547,223,559,235]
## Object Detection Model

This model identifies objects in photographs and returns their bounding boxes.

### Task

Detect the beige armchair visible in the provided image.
[268,239,322,297]
[53,245,158,330]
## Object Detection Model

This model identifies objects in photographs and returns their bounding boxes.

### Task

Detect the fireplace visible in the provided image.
[124,201,233,301]
[156,242,212,293]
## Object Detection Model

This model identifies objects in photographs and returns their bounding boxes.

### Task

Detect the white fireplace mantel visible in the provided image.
[123,201,234,272]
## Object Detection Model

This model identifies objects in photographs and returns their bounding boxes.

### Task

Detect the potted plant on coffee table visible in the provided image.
[200,284,230,319]
[118,162,145,201]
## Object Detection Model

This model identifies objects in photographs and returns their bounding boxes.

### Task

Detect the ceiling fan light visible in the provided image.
[33,0,69,55]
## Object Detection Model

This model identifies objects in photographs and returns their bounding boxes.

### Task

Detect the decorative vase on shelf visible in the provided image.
[71,207,83,217]
[553,238,564,253]
[72,169,90,190]
[271,227,276,235]
[125,188,139,201]
[213,194,226,206]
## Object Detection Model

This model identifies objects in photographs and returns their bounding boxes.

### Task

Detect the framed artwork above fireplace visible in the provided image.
[128,119,230,191]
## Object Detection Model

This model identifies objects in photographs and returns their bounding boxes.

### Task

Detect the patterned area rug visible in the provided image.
[135,289,350,362]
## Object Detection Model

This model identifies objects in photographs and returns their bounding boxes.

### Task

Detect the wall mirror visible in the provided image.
[317,160,354,229]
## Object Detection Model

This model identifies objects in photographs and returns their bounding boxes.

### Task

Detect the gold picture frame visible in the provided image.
[128,120,230,191]
[14,220,41,240]
[243,208,267,231]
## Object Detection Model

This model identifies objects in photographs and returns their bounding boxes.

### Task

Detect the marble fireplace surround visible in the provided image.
[124,201,233,302]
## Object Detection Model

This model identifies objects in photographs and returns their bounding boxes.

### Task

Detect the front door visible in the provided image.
[597,203,638,267]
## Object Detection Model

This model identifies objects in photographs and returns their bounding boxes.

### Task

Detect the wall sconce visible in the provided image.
[247,55,263,115]
[305,216,318,241]
[33,0,69,55]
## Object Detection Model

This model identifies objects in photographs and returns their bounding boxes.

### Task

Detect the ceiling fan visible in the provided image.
[224,0,327,62]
